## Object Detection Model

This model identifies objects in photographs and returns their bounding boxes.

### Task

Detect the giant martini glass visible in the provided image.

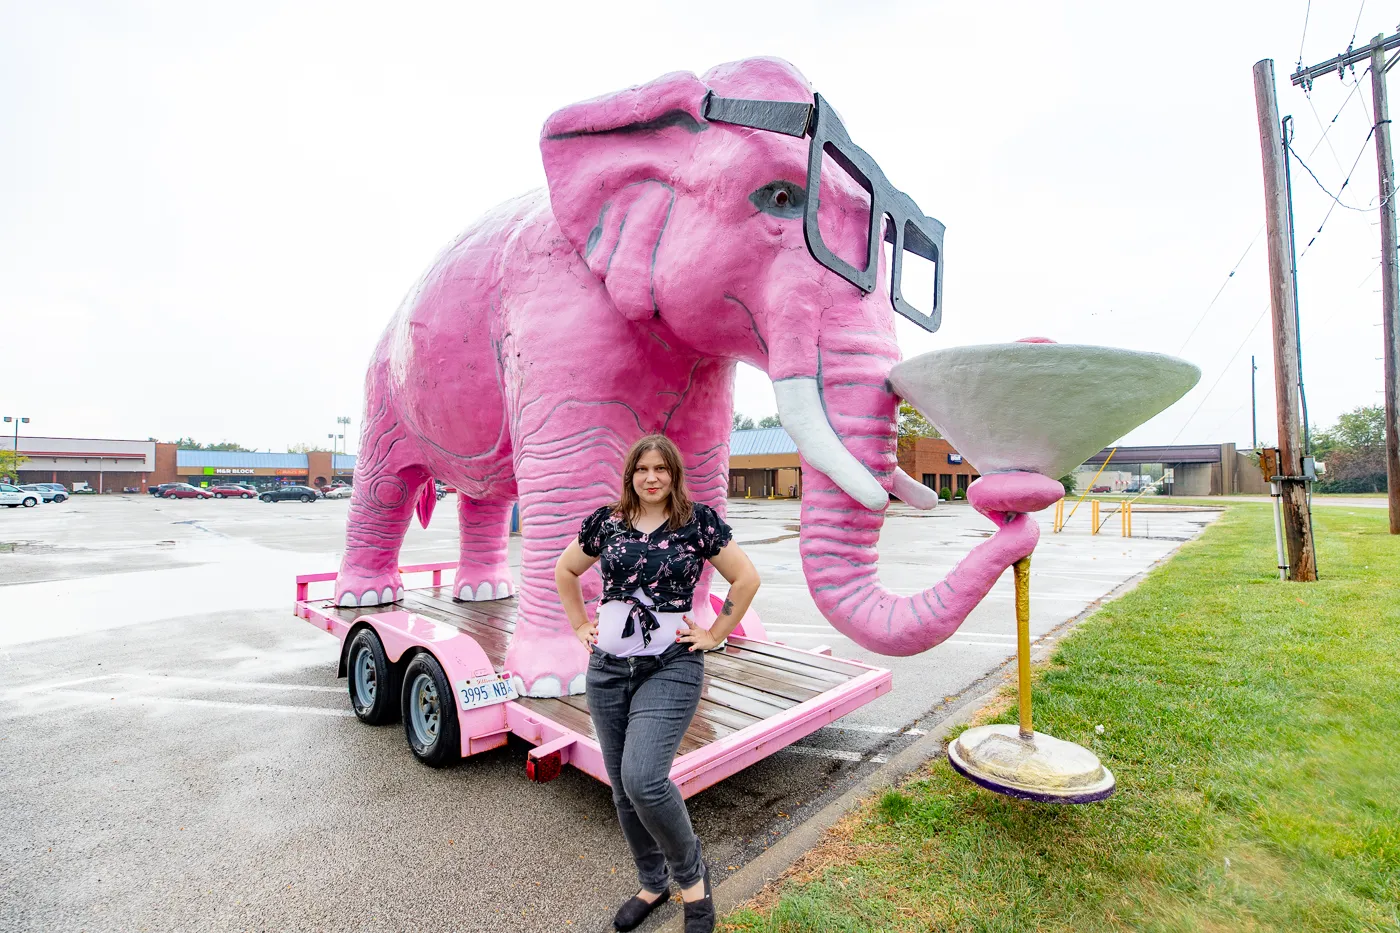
[888,340,1200,803]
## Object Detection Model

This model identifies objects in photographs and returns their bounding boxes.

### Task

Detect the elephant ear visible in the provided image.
[540,71,710,321]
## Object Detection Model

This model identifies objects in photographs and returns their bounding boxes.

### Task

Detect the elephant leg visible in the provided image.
[335,400,431,607]
[453,497,516,601]
[503,427,623,698]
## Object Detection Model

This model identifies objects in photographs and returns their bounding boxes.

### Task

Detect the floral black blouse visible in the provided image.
[578,503,734,647]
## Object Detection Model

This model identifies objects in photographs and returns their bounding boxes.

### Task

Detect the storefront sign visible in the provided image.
[275,468,305,476]
[204,467,256,475]
[947,453,963,464]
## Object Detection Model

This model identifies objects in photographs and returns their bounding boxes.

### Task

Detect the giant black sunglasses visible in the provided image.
[704,91,945,333]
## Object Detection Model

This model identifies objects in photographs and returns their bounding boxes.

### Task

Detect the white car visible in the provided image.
[0,484,40,508]
[323,485,353,499]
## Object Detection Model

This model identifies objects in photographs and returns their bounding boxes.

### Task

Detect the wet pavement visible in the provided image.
[0,494,1216,931]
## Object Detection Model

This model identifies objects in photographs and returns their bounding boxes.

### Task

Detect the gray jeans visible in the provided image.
[586,640,705,892]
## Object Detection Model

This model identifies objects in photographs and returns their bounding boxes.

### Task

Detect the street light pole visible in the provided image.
[3,415,30,483]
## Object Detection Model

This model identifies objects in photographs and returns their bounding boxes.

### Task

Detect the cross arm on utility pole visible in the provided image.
[1290,31,1400,88]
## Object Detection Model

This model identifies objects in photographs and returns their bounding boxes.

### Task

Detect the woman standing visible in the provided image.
[555,434,760,933]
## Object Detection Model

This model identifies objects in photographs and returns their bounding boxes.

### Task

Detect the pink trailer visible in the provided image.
[295,562,891,796]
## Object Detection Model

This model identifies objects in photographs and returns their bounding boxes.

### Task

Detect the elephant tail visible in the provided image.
[415,480,436,529]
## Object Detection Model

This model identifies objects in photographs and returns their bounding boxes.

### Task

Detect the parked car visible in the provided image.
[323,485,353,499]
[1090,485,1111,494]
[37,483,69,494]
[209,485,257,499]
[0,483,40,508]
[150,483,182,497]
[260,485,320,503]
[19,484,67,503]
[162,484,214,499]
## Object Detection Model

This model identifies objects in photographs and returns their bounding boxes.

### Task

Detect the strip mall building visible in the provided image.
[3,437,355,493]
[3,432,1255,498]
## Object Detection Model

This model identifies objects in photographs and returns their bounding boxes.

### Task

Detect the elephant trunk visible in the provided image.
[793,331,1044,656]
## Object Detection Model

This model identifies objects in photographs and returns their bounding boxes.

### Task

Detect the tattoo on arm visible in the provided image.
[721,597,734,617]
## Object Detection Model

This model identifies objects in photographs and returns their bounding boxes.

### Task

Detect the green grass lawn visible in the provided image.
[722,506,1400,933]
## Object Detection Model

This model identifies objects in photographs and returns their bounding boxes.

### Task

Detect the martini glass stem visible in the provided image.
[1014,555,1033,739]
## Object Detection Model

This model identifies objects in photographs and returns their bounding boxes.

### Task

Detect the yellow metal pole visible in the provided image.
[1053,498,1065,533]
[1126,501,1133,537]
[1090,499,1100,534]
[1014,556,1033,740]
[1061,447,1117,528]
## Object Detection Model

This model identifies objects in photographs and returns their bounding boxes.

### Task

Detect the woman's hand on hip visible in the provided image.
[675,616,721,652]
[573,618,598,653]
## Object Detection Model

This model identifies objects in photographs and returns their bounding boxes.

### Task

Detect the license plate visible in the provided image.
[456,675,517,711]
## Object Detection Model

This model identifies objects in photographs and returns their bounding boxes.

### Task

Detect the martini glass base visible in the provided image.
[947,724,1116,805]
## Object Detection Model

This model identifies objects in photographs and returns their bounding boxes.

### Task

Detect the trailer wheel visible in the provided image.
[347,628,399,725]
[401,654,459,767]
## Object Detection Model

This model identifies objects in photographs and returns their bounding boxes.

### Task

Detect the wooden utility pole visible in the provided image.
[1370,37,1400,533]
[1254,59,1318,580]
[1293,33,1400,533]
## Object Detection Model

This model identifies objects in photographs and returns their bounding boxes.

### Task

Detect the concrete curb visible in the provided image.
[654,550,1174,932]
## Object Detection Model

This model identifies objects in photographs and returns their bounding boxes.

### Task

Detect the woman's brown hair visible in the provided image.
[614,434,695,530]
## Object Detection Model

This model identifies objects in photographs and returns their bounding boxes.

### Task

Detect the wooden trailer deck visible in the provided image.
[296,563,892,796]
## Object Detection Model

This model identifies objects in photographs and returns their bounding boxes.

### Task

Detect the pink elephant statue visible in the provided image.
[334,56,1056,697]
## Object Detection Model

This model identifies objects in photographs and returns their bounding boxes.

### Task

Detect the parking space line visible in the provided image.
[44,689,355,717]
[1,675,115,698]
[130,674,344,694]
[782,745,865,762]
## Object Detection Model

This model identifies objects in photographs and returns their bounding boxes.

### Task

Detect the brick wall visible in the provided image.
[896,436,980,495]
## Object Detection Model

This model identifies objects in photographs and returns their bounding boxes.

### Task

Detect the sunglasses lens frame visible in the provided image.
[802,95,944,333]
[703,91,946,333]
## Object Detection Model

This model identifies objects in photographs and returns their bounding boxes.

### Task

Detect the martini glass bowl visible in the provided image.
[888,341,1200,803]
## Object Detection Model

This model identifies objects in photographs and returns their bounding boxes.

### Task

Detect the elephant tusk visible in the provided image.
[773,377,889,511]
[893,469,937,510]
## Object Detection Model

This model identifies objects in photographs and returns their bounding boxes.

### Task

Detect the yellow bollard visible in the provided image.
[1090,499,1100,535]
[1121,501,1132,537]
[1053,498,1065,533]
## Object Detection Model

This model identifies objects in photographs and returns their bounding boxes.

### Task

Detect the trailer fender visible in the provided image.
[348,610,511,758]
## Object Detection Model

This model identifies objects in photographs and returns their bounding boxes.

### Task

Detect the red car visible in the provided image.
[210,485,256,499]
[162,484,214,499]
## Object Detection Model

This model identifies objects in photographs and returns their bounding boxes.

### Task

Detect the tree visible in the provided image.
[1313,405,1387,493]
[287,442,333,453]
[757,414,782,429]
[1312,405,1385,460]
[897,401,940,440]
[732,412,755,431]
[0,449,27,483]
[162,438,252,451]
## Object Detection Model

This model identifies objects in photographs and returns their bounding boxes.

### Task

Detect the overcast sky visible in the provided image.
[1,1,1392,455]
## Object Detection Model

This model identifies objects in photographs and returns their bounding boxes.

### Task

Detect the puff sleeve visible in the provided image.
[577,506,613,558]
[695,504,734,559]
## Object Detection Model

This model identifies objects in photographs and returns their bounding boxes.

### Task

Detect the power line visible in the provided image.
[1298,104,1382,258]
[1175,226,1264,356]
[1288,128,1382,211]
[1348,0,1367,50]
[1297,0,1313,72]
[1169,304,1270,444]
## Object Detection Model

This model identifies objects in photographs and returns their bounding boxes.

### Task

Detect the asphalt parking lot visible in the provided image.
[0,494,1216,932]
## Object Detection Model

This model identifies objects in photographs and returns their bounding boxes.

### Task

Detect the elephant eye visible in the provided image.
[750,181,805,219]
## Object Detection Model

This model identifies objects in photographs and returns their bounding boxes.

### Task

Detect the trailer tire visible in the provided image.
[401,654,459,768]
[347,629,399,725]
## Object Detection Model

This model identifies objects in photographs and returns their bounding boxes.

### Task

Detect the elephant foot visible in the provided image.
[453,561,516,601]
[503,629,588,698]
[334,569,405,608]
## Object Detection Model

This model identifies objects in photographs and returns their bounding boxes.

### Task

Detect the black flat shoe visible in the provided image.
[682,863,714,933]
[614,888,670,931]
